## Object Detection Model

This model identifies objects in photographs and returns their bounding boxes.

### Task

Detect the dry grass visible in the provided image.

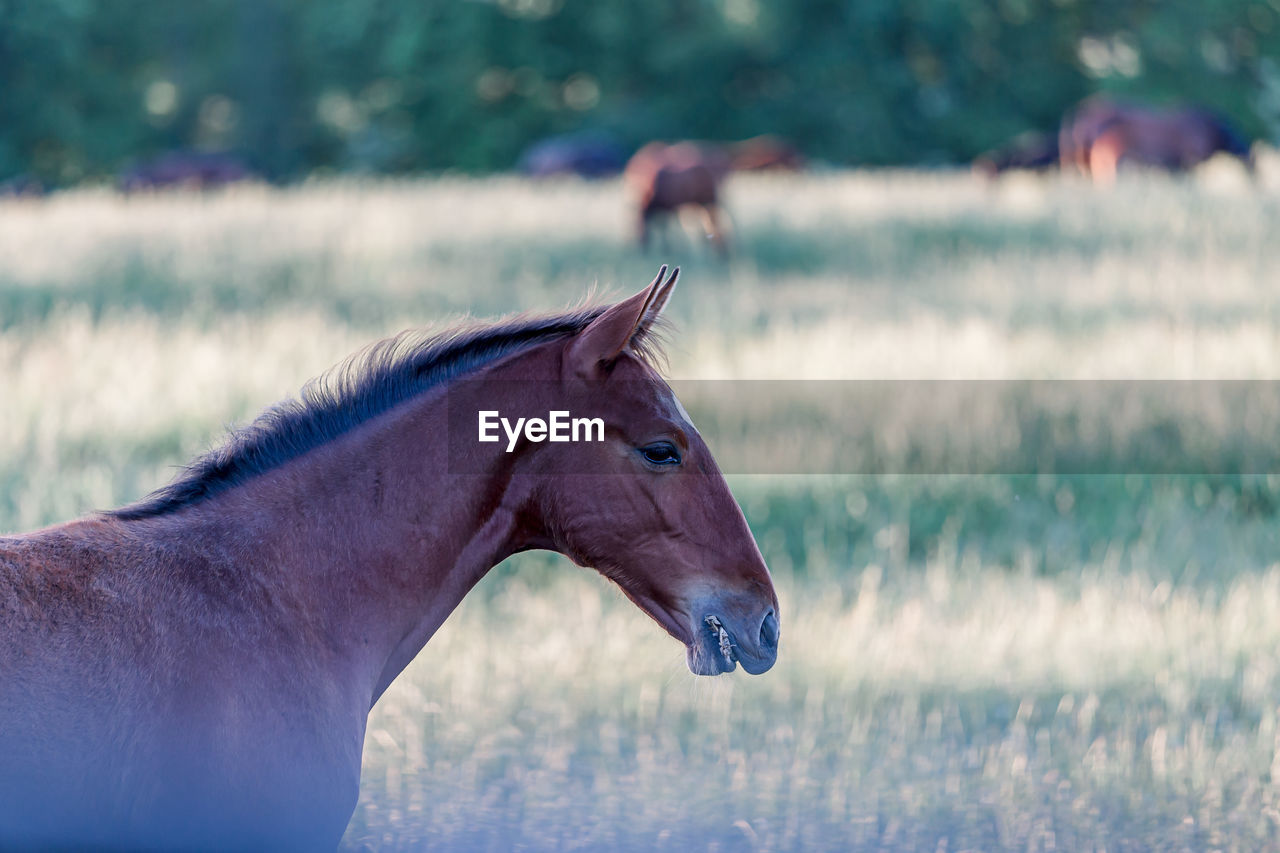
[351,563,1280,851]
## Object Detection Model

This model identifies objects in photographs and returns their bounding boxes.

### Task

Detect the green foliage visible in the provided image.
[1,0,1276,182]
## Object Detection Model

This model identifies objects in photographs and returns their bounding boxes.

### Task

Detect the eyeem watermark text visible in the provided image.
[478,410,605,452]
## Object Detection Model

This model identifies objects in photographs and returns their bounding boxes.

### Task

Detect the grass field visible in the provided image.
[3,169,1280,850]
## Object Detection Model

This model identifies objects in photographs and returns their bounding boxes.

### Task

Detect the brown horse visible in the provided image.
[625,142,732,256]
[1060,97,1254,185]
[0,267,779,850]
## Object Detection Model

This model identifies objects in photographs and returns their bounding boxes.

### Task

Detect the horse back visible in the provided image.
[625,142,729,213]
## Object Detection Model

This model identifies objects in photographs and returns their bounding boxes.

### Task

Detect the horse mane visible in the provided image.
[110,302,665,521]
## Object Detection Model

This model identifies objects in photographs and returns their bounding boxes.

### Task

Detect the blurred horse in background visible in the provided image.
[1060,97,1254,185]
[623,136,803,255]
[625,142,732,256]
[518,132,627,179]
[119,151,255,193]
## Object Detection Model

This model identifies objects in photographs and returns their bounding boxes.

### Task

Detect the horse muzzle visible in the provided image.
[688,606,779,676]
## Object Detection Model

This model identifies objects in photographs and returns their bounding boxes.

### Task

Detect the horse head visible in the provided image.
[517,266,778,675]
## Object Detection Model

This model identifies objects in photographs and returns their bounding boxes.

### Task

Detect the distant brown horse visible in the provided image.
[1060,97,1254,185]
[0,267,779,850]
[625,142,733,255]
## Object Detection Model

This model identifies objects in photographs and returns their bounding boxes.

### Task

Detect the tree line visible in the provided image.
[1,0,1276,184]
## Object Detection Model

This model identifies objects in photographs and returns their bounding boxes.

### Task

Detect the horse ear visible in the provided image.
[637,265,679,334]
[566,265,679,378]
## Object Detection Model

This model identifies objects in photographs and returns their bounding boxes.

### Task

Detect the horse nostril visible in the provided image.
[759,608,779,652]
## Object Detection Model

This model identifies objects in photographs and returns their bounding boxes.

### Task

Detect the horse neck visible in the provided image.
[148,342,564,706]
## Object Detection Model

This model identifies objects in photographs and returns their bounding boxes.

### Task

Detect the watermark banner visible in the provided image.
[446,380,1280,475]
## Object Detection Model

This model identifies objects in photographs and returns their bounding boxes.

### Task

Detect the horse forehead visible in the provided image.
[604,362,697,432]
[617,376,686,420]
[666,387,697,433]
[643,382,700,437]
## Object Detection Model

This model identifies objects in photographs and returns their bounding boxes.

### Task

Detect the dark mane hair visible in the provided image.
[111,305,627,521]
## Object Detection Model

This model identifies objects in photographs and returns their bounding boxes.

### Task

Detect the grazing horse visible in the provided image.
[0,267,779,850]
[1059,97,1254,185]
[625,142,732,256]
[118,151,254,192]
[518,132,627,179]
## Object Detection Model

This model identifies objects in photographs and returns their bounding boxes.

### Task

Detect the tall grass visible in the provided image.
[350,563,1280,851]
[1,170,1278,849]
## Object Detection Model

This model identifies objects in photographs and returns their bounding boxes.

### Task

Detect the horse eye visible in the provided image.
[639,442,681,466]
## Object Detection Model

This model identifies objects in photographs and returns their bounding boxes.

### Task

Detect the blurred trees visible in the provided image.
[0,0,1276,183]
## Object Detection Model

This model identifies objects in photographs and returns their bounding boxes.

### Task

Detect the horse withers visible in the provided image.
[0,267,778,850]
